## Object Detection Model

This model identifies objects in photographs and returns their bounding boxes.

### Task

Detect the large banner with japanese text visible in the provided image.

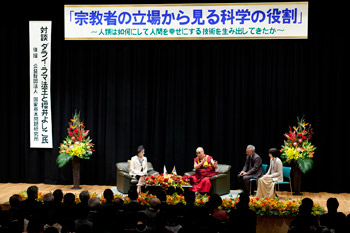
[29,21,53,148]
[64,2,308,40]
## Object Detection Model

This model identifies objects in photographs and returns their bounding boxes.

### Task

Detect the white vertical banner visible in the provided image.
[29,21,53,148]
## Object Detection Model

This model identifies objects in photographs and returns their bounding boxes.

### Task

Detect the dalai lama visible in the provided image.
[189,147,219,194]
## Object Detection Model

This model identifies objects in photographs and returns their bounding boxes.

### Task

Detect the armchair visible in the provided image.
[184,164,231,195]
[116,161,159,194]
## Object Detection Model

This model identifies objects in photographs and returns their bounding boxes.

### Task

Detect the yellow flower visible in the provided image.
[69,144,86,157]
[285,147,302,161]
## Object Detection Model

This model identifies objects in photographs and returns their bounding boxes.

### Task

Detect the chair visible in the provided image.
[262,164,267,174]
[274,166,292,194]
[249,164,268,194]
[116,161,159,194]
[184,164,231,195]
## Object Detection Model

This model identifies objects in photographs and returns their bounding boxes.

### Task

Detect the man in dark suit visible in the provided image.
[138,197,161,228]
[238,145,263,194]
[20,185,43,222]
[229,191,257,233]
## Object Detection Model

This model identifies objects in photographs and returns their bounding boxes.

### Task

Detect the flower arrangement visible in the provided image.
[74,192,98,204]
[16,191,325,216]
[248,197,325,216]
[221,196,240,210]
[18,190,46,203]
[17,190,98,204]
[107,192,157,206]
[209,194,324,216]
[194,193,210,207]
[249,197,298,216]
[56,111,94,168]
[280,116,316,173]
[166,193,186,206]
[145,174,190,190]
[137,192,157,206]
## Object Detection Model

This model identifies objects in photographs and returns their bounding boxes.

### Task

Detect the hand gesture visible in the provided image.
[240,171,247,176]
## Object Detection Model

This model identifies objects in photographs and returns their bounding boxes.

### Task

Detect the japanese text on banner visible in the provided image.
[64,2,308,40]
[29,21,53,148]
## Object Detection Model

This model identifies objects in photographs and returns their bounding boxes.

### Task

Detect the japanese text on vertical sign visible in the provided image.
[40,27,49,144]
[30,21,53,148]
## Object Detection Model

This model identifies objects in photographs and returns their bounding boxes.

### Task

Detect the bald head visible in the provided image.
[196,147,205,159]
[196,147,204,153]
[149,197,161,211]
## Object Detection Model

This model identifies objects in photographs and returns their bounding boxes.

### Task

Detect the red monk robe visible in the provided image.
[189,155,219,193]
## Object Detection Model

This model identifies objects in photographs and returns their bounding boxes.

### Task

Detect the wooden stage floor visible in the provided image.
[1,183,350,215]
[0,183,114,207]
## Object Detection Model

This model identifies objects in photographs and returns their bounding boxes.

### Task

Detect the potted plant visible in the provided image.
[280,116,316,195]
[57,111,94,189]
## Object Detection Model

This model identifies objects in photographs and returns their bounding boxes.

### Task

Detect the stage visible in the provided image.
[1,183,349,215]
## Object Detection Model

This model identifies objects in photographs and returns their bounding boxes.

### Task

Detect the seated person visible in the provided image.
[130,145,148,194]
[238,145,263,194]
[138,197,161,228]
[288,198,319,233]
[320,197,346,232]
[208,193,228,222]
[228,191,257,233]
[20,185,43,221]
[188,147,218,194]
[6,194,25,233]
[256,148,283,198]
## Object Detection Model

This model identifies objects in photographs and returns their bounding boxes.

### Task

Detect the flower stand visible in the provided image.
[291,162,302,195]
[72,157,81,189]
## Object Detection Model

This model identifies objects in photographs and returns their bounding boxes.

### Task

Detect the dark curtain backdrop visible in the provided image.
[1,1,349,192]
